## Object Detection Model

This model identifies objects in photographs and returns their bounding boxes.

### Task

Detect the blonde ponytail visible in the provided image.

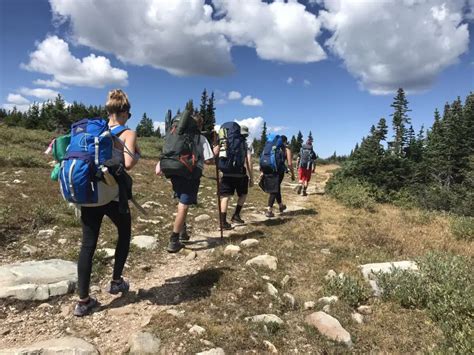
[106,89,131,114]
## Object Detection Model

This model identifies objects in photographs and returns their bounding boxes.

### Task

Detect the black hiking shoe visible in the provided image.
[279,204,287,213]
[231,215,245,224]
[222,220,232,230]
[296,185,302,195]
[106,278,130,295]
[73,297,99,317]
[167,234,184,253]
[179,225,191,243]
[302,190,308,196]
[265,210,275,218]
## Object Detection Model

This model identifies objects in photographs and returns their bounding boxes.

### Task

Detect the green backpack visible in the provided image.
[50,134,71,181]
[160,107,202,179]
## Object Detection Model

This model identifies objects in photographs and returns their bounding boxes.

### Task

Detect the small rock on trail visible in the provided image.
[224,245,241,256]
[195,214,211,222]
[305,311,352,347]
[246,255,278,270]
[131,235,156,250]
[240,238,259,248]
[245,314,284,325]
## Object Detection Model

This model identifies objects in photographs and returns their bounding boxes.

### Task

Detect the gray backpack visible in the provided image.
[299,144,313,169]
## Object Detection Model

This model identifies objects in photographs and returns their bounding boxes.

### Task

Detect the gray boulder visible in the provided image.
[246,255,278,271]
[0,259,76,300]
[132,235,156,250]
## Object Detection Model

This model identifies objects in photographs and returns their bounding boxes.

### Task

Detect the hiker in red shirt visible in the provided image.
[296,139,317,196]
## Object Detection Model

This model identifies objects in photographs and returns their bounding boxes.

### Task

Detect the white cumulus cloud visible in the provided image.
[242,95,263,106]
[49,0,326,76]
[19,87,59,100]
[287,77,294,84]
[228,91,242,100]
[319,0,470,94]
[303,79,311,86]
[233,116,264,143]
[23,36,128,88]
[7,94,30,105]
[33,79,63,88]
[153,121,166,135]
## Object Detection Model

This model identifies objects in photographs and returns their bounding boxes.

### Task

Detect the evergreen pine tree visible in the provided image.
[295,131,304,153]
[199,89,208,120]
[136,113,154,137]
[308,131,313,142]
[203,92,216,137]
[256,122,267,156]
[389,88,411,157]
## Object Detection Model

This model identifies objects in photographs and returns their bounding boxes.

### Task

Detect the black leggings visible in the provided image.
[268,172,285,208]
[78,201,131,299]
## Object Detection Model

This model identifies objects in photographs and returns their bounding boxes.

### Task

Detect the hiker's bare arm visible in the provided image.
[213,145,220,157]
[286,148,294,173]
[122,130,139,170]
[246,153,254,185]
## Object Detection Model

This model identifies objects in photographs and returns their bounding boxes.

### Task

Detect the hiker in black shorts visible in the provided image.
[218,124,254,229]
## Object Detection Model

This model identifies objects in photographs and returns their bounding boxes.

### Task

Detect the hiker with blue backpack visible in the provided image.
[217,123,254,229]
[296,139,317,196]
[56,89,140,316]
[259,134,295,218]
[156,103,217,253]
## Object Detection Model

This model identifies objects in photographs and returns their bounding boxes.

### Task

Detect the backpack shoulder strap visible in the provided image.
[111,125,129,136]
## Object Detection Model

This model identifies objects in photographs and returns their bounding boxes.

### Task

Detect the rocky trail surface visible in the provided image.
[0,169,322,354]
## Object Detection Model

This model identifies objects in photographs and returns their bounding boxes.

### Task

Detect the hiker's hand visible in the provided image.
[155,161,162,176]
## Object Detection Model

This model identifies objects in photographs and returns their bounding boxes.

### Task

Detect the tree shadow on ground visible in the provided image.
[102,267,229,311]
[250,218,289,227]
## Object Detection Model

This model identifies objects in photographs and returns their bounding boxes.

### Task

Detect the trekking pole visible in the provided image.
[213,131,224,240]
[215,160,223,240]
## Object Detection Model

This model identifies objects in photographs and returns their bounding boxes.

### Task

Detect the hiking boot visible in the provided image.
[106,278,130,295]
[167,234,184,253]
[265,210,275,218]
[279,204,287,213]
[222,220,232,230]
[179,228,191,243]
[231,215,245,224]
[73,297,99,317]
[296,185,302,195]
[302,190,308,196]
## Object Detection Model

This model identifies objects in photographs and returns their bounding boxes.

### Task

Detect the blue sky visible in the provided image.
[1,0,473,157]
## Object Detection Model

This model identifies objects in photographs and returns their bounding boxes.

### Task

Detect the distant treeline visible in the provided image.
[0,89,217,141]
[327,89,474,216]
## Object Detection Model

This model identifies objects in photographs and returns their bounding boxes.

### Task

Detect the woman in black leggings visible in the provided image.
[74,89,140,317]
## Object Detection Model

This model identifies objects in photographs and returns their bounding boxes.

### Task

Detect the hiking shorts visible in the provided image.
[298,167,312,182]
[171,177,200,205]
[220,175,249,197]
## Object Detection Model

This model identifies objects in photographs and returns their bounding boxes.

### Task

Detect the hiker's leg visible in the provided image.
[220,196,229,215]
[105,201,132,281]
[268,193,276,208]
[277,172,284,206]
[78,206,105,300]
[173,202,189,234]
[234,175,248,216]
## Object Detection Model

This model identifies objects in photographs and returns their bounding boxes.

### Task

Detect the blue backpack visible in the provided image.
[218,122,246,175]
[59,118,127,204]
[260,134,286,174]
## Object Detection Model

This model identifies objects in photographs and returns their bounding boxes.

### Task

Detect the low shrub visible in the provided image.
[326,176,376,211]
[450,216,474,242]
[325,274,371,307]
[377,253,473,353]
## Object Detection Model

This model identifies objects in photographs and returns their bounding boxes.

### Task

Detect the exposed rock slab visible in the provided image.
[1,336,98,354]
[0,259,76,300]
[131,235,156,250]
[245,314,284,325]
[129,331,161,354]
